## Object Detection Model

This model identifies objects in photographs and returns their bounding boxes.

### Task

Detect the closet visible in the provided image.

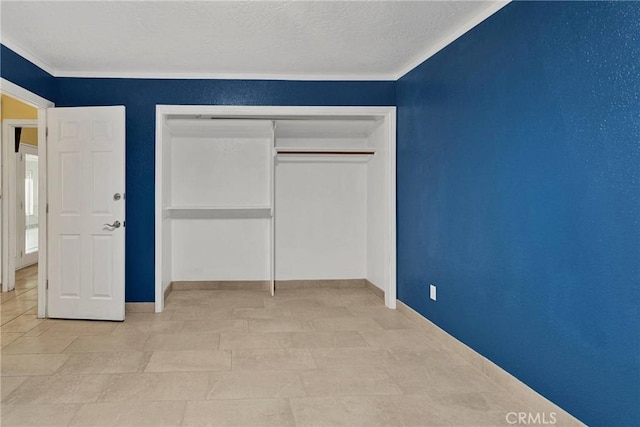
[155,106,396,312]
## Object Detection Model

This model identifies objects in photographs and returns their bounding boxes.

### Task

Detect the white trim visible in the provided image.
[0,82,53,319]
[36,108,48,318]
[0,78,54,109]
[55,70,396,81]
[393,1,511,80]
[386,110,397,309]
[0,37,57,77]
[154,109,164,313]
[155,105,397,312]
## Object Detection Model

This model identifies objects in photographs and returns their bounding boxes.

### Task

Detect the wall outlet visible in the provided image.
[430,284,437,301]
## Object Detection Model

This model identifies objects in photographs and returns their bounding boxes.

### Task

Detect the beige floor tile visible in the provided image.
[318,294,382,307]
[219,332,292,350]
[2,335,77,354]
[289,306,353,321]
[4,374,110,404]
[1,300,37,313]
[289,396,405,427]
[170,308,234,321]
[15,289,38,301]
[39,320,119,337]
[0,403,81,426]
[1,312,22,325]
[183,319,248,334]
[1,315,44,332]
[182,399,295,426]
[123,311,175,322]
[300,367,402,397]
[232,348,317,370]
[386,364,498,393]
[359,329,445,349]
[310,347,394,369]
[63,334,149,353]
[310,316,384,331]
[387,345,469,368]
[354,308,419,330]
[290,331,369,348]
[57,351,148,374]
[0,292,16,303]
[248,319,313,332]
[145,350,231,372]
[111,320,184,335]
[263,297,326,309]
[232,307,293,320]
[1,333,23,348]
[1,376,28,401]
[99,372,211,402]
[144,333,221,351]
[70,401,186,426]
[207,370,306,399]
[1,354,69,376]
[394,394,473,426]
[21,320,57,337]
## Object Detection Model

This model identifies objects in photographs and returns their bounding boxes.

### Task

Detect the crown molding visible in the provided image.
[393,1,511,80]
[1,36,58,76]
[53,70,396,81]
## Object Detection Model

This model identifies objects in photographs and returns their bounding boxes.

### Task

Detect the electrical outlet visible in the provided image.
[430,284,437,301]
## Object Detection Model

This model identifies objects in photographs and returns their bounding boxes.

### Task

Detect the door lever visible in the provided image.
[104,221,121,229]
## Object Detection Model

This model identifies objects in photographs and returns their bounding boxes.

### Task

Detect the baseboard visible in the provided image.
[365,279,385,300]
[171,279,369,291]
[163,282,173,300]
[396,300,585,426]
[125,302,155,313]
[172,281,269,291]
[275,279,366,290]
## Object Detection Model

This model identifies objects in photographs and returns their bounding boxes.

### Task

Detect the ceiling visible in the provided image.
[0,1,507,80]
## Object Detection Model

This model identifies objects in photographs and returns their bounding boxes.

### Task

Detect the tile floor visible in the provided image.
[1,268,579,426]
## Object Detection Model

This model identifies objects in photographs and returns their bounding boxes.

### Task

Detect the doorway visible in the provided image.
[1,79,54,319]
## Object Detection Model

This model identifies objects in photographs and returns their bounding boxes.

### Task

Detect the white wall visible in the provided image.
[171,136,270,207]
[366,123,388,292]
[275,137,367,280]
[171,219,270,280]
[169,133,271,281]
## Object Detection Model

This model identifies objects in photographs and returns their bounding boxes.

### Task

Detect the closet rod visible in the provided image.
[276,150,375,155]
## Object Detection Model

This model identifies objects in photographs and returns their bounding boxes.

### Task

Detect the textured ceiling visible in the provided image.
[0,1,505,79]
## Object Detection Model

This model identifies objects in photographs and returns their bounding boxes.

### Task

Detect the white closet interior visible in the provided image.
[155,106,396,312]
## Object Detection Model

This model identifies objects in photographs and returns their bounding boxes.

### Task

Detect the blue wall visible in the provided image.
[54,78,395,302]
[0,45,55,101]
[396,2,639,426]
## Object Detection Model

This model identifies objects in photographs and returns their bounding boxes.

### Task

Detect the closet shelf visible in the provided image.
[165,206,272,219]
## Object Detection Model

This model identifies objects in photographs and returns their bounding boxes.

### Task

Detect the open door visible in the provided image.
[47,106,125,321]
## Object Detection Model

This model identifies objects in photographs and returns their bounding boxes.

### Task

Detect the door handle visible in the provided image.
[104,221,121,229]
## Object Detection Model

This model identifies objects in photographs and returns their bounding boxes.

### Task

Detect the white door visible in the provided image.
[47,106,125,321]
[16,143,39,269]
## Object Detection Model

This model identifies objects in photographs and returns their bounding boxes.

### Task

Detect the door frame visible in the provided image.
[154,105,397,313]
[1,78,54,318]
[3,120,38,284]
[16,142,40,269]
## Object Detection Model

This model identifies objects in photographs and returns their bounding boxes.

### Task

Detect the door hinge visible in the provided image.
[46,203,49,214]
[46,280,49,290]
[46,127,49,138]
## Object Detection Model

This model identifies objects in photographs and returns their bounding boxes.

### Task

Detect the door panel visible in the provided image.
[47,106,125,321]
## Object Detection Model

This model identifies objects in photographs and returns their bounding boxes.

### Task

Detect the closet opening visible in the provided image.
[155,106,396,313]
